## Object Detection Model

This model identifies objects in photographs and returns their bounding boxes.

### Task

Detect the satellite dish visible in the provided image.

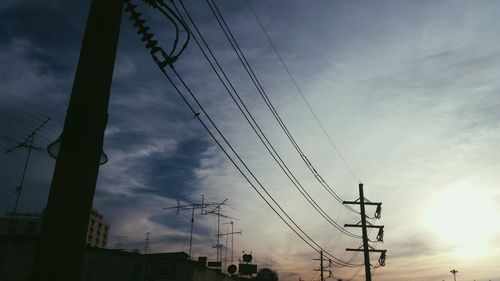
[242,254,252,263]
[227,264,237,274]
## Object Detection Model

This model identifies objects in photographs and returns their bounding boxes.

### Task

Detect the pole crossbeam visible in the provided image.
[217,231,242,237]
[344,224,384,229]
[343,201,381,206]
[346,249,387,253]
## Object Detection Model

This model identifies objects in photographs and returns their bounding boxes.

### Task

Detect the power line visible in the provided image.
[127,0,360,267]
[171,65,355,266]
[173,0,360,239]
[168,64,359,266]
[204,0,360,214]
[245,0,361,184]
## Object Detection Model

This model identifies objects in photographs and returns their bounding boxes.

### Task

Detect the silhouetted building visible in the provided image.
[0,235,231,281]
[0,208,109,249]
[85,208,109,248]
[0,212,42,236]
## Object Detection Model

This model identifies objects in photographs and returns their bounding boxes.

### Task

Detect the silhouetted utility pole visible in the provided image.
[144,232,151,254]
[313,250,332,281]
[344,183,387,281]
[28,0,124,280]
[450,269,458,281]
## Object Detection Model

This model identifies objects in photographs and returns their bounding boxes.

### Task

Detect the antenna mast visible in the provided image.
[163,197,228,259]
[3,117,50,213]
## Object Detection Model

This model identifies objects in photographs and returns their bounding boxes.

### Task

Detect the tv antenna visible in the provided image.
[163,196,228,258]
[3,117,50,212]
[219,221,242,273]
[112,235,127,250]
[202,199,234,264]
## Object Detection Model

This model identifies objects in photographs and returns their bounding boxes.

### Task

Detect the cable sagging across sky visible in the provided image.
[173,0,361,239]
[204,0,360,214]
[245,0,362,184]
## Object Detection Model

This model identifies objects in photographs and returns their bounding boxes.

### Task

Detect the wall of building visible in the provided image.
[0,236,231,281]
[86,209,109,248]
[0,235,37,281]
[0,213,43,236]
[0,209,109,249]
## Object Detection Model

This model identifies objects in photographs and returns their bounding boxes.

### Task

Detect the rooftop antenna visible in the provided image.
[220,221,242,273]
[112,235,127,250]
[163,196,228,259]
[3,117,50,213]
[202,199,232,264]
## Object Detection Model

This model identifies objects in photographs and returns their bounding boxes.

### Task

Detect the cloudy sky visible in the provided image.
[1,0,500,280]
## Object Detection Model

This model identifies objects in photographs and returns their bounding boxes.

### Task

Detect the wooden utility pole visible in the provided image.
[29,0,124,280]
[344,183,387,281]
[313,250,331,281]
[450,269,458,281]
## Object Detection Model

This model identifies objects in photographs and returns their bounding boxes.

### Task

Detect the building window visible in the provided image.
[90,219,95,225]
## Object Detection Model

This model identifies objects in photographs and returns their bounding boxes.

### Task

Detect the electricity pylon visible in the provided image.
[3,117,50,213]
[344,183,386,281]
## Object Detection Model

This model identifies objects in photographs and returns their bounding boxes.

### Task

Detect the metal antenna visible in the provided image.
[202,199,233,265]
[220,221,242,272]
[163,196,228,259]
[112,235,127,250]
[3,117,50,213]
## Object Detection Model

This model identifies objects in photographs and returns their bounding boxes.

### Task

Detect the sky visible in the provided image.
[1,0,500,280]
